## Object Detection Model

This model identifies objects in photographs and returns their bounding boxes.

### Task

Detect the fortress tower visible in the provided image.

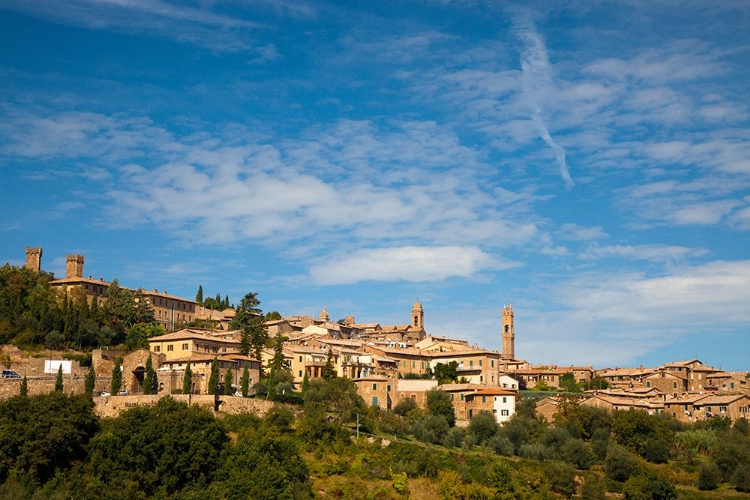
[501,304,515,360]
[65,254,85,279]
[411,300,424,330]
[25,246,43,272]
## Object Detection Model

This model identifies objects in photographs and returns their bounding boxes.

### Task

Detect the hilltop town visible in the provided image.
[2,246,749,425]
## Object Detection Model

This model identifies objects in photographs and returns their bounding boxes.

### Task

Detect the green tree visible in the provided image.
[84,364,96,397]
[143,355,156,395]
[208,357,220,395]
[560,372,581,393]
[86,397,228,497]
[195,284,203,305]
[20,375,28,397]
[183,361,193,394]
[125,323,166,350]
[241,365,249,397]
[468,410,499,445]
[54,364,64,392]
[0,393,100,486]
[110,356,123,395]
[322,348,336,379]
[224,367,233,395]
[433,361,458,384]
[426,388,455,427]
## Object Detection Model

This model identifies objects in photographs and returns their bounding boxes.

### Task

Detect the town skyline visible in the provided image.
[1,1,749,370]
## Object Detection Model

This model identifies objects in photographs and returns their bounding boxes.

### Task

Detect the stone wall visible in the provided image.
[93,394,277,418]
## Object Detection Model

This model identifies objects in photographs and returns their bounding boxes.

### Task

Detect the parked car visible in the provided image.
[2,369,21,379]
[99,391,111,397]
[118,389,129,396]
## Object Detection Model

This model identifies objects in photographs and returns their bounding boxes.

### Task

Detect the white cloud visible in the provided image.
[308,246,512,285]
[578,244,707,262]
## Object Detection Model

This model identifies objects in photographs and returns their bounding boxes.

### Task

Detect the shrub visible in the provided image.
[547,462,576,497]
[605,444,640,482]
[643,438,670,464]
[487,434,514,456]
[732,463,750,492]
[412,415,450,445]
[562,438,595,470]
[581,474,607,500]
[697,460,721,490]
[444,426,466,448]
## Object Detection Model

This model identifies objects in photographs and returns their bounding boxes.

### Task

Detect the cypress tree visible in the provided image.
[111,357,122,395]
[241,365,249,397]
[208,357,219,395]
[182,362,193,394]
[196,285,203,305]
[54,364,64,392]
[143,355,155,395]
[84,364,96,397]
[224,368,233,395]
[322,348,336,379]
[20,375,28,397]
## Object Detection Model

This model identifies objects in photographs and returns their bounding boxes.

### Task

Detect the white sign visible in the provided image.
[44,360,72,375]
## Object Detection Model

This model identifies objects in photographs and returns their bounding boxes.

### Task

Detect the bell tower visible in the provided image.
[411,300,424,330]
[25,246,43,273]
[501,304,515,360]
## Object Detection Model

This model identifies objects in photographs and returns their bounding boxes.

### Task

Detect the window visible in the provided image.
[647,381,651,387]
[154,346,161,352]
[372,383,377,390]
[387,385,391,392]
[720,406,728,413]
[460,394,464,401]
[503,397,507,403]
[299,370,302,377]
[470,360,474,367]
[501,409,509,416]
[731,382,735,389]
[182,343,188,351]
[491,360,495,367]
[167,345,174,352]
[673,382,677,389]
[482,396,486,403]
[479,360,483,367]
[412,360,415,368]
[299,356,302,362]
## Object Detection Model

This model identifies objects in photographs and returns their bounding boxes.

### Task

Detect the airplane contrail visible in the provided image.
[517,19,574,188]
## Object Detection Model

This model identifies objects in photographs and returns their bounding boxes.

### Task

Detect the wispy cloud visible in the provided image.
[515,17,574,188]
[578,244,708,262]
[0,0,266,51]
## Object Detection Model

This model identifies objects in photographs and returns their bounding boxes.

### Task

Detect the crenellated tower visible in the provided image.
[501,304,515,360]
[25,246,43,272]
[65,253,85,279]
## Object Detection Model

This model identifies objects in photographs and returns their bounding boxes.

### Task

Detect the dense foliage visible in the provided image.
[0,265,158,351]
[1,382,750,499]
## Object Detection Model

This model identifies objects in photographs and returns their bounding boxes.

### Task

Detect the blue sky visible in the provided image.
[1,0,749,370]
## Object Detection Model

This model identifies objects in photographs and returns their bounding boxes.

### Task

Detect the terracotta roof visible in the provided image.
[471,388,517,396]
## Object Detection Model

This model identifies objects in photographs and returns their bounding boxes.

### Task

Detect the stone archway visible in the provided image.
[131,366,146,394]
